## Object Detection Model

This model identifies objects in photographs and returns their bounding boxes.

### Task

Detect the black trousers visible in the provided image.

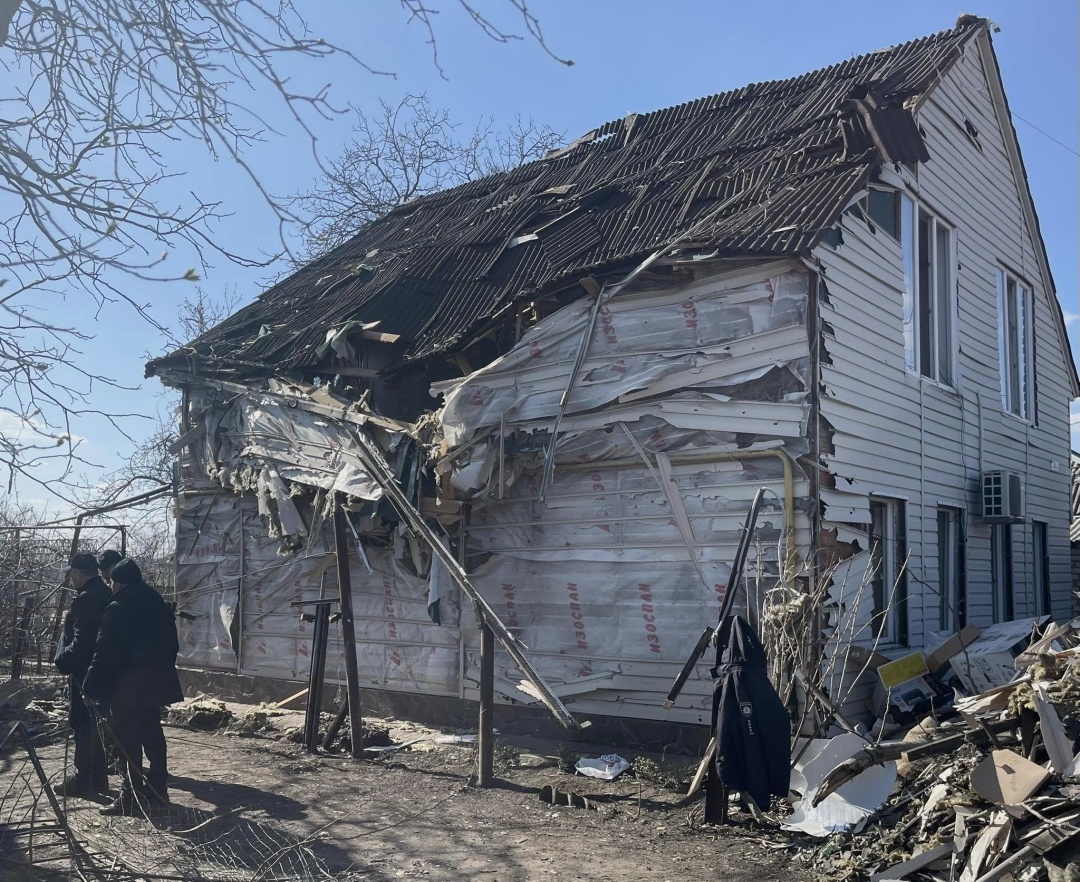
[111,704,168,798]
[72,714,108,787]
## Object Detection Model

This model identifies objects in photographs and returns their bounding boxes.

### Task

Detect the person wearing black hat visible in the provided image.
[54,552,112,795]
[83,558,184,815]
[97,549,124,585]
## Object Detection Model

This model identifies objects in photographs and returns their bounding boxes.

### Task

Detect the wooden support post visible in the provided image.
[11,594,34,681]
[323,699,350,751]
[334,502,365,759]
[48,517,85,658]
[478,619,495,787]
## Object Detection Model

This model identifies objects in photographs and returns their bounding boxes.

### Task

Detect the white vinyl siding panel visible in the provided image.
[815,39,1072,648]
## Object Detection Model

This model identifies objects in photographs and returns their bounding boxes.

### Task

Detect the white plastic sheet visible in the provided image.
[784,734,896,837]
[437,267,810,447]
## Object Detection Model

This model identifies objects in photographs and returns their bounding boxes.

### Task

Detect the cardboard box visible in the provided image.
[877,652,930,689]
[950,616,1050,695]
[926,624,981,673]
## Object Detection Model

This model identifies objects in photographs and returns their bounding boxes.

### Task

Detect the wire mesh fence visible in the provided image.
[0,698,361,882]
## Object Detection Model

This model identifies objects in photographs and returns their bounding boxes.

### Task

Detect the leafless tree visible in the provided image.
[294,94,564,258]
[0,0,570,497]
[86,287,243,503]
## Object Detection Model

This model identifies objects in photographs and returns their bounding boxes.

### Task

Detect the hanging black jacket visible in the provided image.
[83,581,184,709]
[55,575,112,725]
[711,616,792,810]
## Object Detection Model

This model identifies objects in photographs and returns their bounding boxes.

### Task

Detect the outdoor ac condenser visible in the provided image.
[981,470,1025,523]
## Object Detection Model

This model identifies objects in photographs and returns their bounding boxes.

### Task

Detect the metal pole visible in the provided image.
[301,601,333,753]
[333,502,365,759]
[478,620,495,787]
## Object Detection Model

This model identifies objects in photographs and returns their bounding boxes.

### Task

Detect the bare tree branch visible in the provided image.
[0,1,565,496]
[293,93,563,259]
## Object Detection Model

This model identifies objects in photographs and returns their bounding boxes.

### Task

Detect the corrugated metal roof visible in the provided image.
[150,18,983,378]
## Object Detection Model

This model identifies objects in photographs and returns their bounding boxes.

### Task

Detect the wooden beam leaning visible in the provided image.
[340,430,582,731]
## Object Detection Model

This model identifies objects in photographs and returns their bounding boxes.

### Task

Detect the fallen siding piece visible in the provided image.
[1031,682,1074,774]
[784,734,896,838]
[959,812,1013,882]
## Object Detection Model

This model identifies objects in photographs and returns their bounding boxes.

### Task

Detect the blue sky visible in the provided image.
[8,0,1079,507]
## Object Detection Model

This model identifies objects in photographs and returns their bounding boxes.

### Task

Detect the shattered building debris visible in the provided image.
[146,16,1078,730]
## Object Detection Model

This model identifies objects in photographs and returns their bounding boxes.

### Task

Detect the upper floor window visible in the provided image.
[901,196,955,386]
[997,269,1034,420]
[847,187,901,240]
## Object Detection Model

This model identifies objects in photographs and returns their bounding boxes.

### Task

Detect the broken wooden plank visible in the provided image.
[870,842,953,881]
[687,737,717,797]
[272,687,309,710]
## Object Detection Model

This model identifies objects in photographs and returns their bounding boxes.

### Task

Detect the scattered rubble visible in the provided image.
[782,617,1080,882]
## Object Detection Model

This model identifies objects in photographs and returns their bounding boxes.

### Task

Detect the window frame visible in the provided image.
[868,497,908,646]
[937,506,966,632]
[901,196,957,387]
[991,523,1015,623]
[996,268,1035,422]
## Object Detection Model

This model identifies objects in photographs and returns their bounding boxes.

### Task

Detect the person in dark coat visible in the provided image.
[53,552,112,795]
[710,615,791,814]
[83,558,184,815]
[97,549,124,585]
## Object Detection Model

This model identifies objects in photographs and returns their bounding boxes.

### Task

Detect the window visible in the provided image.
[997,269,1034,420]
[991,524,1014,622]
[902,196,955,385]
[845,188,901,240]
[1032,521,1050,618]
[937,507,966,631]
[869,498,907,644]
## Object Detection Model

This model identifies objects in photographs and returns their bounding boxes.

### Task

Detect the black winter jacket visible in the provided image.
[82,581,184,709]
[55,575,112,725]
[55,576,111,680]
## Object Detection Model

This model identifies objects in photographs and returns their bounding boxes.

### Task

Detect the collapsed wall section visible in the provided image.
[170,260,823,725]
[437,261,816,723]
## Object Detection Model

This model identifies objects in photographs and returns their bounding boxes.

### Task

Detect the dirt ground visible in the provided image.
[14,697,803,881]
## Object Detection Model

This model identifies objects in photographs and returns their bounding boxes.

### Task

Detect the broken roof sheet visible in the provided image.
[149,18,985,379]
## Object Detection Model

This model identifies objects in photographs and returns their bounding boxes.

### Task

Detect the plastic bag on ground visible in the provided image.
[575,754,630,780]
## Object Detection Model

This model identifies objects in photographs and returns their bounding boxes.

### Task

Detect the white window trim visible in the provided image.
[902,196,959,388]
[868,497,906,646]
[996,268,1035,423]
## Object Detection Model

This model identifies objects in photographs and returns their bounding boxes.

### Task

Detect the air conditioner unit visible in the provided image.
[981,471,1025,523]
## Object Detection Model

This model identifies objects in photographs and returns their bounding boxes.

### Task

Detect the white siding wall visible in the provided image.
[814,39,1073,651]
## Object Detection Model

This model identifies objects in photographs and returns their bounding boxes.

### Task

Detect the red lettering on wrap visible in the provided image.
[638,583,662,655]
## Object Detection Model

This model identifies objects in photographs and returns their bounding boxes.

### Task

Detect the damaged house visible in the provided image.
[148,16,1078,728]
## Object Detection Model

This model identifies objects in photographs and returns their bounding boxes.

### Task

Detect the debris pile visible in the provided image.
[782,617,1080,882]
[168,696,233,730]
[283,713,392,750]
